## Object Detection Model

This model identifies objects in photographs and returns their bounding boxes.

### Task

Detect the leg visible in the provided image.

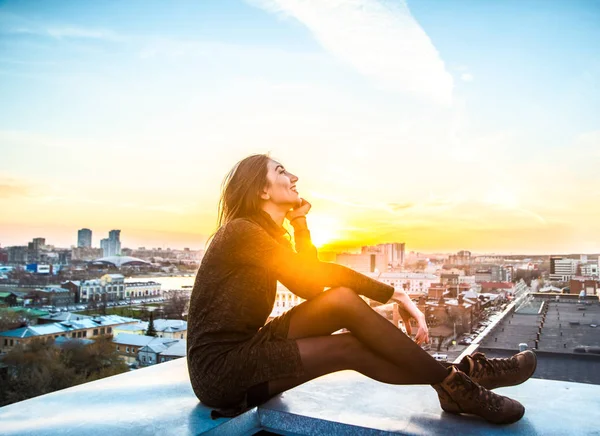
[265,289,527,425]
[268,332,442,397]
[268,287,448,396]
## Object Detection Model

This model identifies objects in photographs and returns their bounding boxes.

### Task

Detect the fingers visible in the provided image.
[298,200,311,214]
[415,327,430,345]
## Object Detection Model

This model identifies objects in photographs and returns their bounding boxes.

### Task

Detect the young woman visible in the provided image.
[187,154,536,424]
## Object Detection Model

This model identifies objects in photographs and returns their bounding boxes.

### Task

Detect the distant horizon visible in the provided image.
[2,227,599,259]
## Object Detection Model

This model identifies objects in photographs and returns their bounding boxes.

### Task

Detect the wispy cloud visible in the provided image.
[11,25,121,42]
[310,190,459,214]
[0,12,121,42]
[46,26,121,41]
[0,180,30,198]
[249,0,453,105]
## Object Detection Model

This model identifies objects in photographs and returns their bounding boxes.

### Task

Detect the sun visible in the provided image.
[303,214,340,248]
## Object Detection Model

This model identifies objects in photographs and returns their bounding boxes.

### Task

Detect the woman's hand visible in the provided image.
[399,306,430,345]
[393,290,430,346]
[286,198,311,223]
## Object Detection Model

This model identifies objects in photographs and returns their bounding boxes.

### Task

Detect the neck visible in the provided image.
[261,203,288,227]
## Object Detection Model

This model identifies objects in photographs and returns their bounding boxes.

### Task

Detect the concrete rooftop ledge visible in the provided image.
[1,358,599,435]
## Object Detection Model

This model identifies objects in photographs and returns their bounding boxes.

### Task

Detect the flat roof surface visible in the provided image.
[1,358,599,435]
[480,299,600,353]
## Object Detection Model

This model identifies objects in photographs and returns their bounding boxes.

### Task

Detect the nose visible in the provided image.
[289,172,298,183]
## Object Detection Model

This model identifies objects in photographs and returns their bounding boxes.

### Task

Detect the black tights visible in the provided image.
[265,287,451,398]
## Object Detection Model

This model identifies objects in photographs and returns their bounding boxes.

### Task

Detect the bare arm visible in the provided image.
[391,289,430,345]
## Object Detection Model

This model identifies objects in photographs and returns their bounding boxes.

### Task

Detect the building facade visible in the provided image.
[549,257,579,282]
[361,243,405,268]
[336,252,388,274]
[77,228,92,248]
[569,277,599,296]
[367,272,439,294]
[125,281,162,298]
[580,263,599,278]
[79,274,126,302]
[101,230,121,257]
[71,247,103,262]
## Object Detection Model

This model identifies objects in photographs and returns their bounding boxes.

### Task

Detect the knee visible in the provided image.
[323,287,363,318]
[327,286,362,306]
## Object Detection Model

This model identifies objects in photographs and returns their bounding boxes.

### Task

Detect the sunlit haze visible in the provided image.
[1,0,599,254]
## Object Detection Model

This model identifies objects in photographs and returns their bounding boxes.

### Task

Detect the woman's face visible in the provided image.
[263,159,300,208]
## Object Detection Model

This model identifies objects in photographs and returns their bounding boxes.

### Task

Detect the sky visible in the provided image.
[1,0,599,255]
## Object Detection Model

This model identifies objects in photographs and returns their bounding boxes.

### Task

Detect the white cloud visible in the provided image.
[46,26,121,41]
[461,72,474,82]
[249,0,453,105]
[0,12,121,42]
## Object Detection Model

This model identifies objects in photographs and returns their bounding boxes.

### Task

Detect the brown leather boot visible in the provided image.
[460,351,537,390]
[432,366,525,424]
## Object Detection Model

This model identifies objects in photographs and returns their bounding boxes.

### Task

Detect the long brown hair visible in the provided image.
[217,154,270,228]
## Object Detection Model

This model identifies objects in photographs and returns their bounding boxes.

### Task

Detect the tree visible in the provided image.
[162,290,189,320]
[0,309,28,333]
[146,312,157,337]
[0,337,128,407]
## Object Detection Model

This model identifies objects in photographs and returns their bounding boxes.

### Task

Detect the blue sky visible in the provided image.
[1,0,599,253]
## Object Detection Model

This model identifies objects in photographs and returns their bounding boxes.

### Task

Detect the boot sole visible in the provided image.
[442,402,526,425]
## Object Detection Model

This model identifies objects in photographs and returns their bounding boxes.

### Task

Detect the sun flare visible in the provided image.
[304,214,341,248]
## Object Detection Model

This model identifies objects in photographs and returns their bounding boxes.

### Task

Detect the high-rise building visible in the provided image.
[28,238,46,251]
[77,228,92,248]
[101,230,122,257]
[336,252,388,274]
[361,243,405,268]
[448,250,472,266]
[549,256,579,282]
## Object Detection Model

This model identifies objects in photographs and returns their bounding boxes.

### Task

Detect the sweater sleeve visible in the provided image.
[225,219,393,303]
[290,217,318,260]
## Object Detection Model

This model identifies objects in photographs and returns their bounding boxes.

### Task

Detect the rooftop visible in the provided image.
[481,298,600,354]
[479,297,600,384]
[113,333,185,355]
[38,312,92,322]
[114,319,187,333]
[91,256,150,268]
[0,314,138,338]
[0,358,598,435]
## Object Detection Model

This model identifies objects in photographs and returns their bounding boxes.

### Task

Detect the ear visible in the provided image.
[260,190,270,201]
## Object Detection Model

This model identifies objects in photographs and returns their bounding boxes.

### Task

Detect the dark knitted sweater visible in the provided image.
[187,211,394,404]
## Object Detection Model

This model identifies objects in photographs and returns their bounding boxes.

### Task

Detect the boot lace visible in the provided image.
[471,352,518,379]
[448,371,503,413]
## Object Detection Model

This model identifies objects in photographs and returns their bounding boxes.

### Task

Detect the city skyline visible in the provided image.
[1,1,599,254]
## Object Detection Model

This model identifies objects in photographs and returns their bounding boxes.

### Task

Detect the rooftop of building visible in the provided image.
[479,282,515,289]
[113,332,183,346]
[38,312,92,322]
[478,297,600,385]
[159,339,186,357]
[114,319,187,333]
[1,357,598,435]
[113,333,156,347]
[480,297,600,354]
[91,256,150,268]
[125,281,161,286]
[0,314,138,338]
[31,286,70,293]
